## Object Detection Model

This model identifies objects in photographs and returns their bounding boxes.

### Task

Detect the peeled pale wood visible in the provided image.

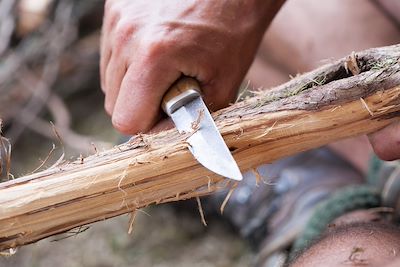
[1,45,400,251]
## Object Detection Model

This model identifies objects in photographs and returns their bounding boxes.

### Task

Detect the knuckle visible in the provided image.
[104,2,111,15]
[142,39,165,60]
[140,33,176,61]
[105,4,118,22]
[104,0,113,11]
[114,19,135,48]
[105,0,121,16]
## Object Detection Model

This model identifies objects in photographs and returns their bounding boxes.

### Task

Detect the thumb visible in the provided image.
[368,121,400,161]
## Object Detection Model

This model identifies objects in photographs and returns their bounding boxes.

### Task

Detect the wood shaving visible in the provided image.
[0,134,12,180]
[91,142,98,155]
[256,121,277,139]
[345,51,360,75]
[191,109,205,131]
[330,106,341,112]
[360,97,374,116]
[117,169,128,197]
[196,196,207,226]
[0,248,17,257]
[252,168,262,187]
[30,143,56,174]
[127,210,137,235]
[220,182,238,215]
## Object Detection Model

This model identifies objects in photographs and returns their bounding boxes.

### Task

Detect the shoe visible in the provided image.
[204,147,364,266]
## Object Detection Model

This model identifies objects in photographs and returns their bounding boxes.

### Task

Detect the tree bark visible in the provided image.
[1,45,400,251]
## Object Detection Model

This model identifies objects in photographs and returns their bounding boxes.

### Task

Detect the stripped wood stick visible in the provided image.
[0,45,400,251]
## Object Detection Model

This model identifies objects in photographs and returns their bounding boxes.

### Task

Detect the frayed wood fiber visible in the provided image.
[0,45,400,251]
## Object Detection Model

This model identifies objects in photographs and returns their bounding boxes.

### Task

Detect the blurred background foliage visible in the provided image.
[0,0,117,180]
[0,1,250,266]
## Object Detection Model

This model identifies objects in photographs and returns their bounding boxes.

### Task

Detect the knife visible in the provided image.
[162,77,242,181]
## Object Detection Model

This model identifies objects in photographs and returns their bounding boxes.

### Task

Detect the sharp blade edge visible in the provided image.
[170,97,242,181]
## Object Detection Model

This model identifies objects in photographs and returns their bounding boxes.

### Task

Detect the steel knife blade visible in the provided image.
[162,77,242,181]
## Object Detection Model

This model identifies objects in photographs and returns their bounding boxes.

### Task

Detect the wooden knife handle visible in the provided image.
[162,77,201,116]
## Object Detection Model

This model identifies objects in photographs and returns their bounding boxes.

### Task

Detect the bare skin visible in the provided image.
[245,0,400,163]
[100,1,400,159]
[101,0,284,134]
[292,210,400,267]
[369,122,400,161]
[292,224,400,267]
[100,2,400,265]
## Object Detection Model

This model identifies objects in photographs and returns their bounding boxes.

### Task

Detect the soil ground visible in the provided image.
[0,205,252,267]
[1,90,253,267]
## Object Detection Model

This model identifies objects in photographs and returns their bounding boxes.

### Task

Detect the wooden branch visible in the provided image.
[0,0,102,125]
[1,45,400,251]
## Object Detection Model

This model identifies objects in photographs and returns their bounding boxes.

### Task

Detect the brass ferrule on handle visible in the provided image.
[162,77,201,116]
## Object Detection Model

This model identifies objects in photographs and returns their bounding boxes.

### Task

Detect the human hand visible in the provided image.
[100,0,284,134]
[369,121,400,161]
